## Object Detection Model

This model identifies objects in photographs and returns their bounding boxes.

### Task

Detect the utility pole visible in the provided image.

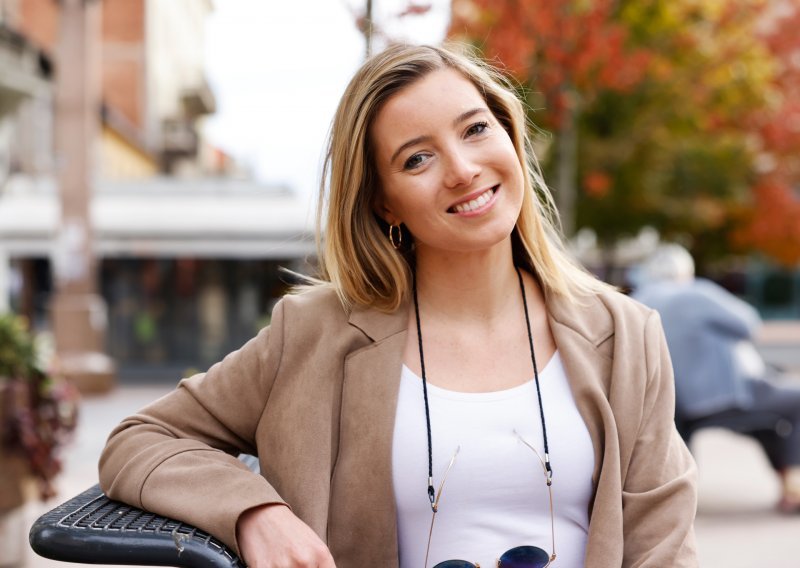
[364,0,374,59]
[50,0,115,392]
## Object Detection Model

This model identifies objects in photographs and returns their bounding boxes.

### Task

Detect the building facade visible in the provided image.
[0,1,315,380]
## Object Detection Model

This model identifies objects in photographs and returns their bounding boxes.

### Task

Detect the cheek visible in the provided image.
[383,178,429,215]
[500,136,522,169]
[378,187,416,225]
[502,147,525,187]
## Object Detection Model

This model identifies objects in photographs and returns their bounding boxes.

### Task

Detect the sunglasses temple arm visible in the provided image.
[424,508,438,568]
[547,482,557,565]
[515,432,557,565]
[425,447,461,568]
[432,446,460,512]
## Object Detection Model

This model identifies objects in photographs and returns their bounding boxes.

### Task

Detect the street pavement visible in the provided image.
[20,347,800,567]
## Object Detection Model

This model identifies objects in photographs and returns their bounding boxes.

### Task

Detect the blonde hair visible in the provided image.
[315,43,609,312]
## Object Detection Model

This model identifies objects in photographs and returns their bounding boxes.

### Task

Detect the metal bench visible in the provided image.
[676,409,788,445]
[29,454,258,567]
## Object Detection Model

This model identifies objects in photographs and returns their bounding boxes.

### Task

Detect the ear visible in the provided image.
[372,191,400,226]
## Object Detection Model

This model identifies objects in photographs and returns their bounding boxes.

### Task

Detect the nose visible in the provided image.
[442,147,481,189]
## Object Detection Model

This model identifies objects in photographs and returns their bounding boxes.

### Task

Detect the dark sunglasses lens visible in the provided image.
[498,545,550,568]
[433,561,478,568]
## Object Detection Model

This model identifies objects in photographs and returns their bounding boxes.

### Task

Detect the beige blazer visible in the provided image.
[99,286,698,567]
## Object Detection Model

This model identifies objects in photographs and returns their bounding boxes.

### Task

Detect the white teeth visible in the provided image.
[453,188,494,213]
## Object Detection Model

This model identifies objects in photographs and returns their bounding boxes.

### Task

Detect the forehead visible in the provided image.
[372,68,487,148]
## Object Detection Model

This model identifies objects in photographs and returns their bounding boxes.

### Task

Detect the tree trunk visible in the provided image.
[556,89,578,237]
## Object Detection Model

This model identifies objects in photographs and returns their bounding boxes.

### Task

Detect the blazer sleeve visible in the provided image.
[621,310,699,567]
[98,298,289,556]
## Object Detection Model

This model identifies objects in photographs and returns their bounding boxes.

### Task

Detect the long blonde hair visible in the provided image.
[315,43,608,312]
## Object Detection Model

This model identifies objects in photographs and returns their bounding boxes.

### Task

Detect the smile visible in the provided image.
[449,186,498,214]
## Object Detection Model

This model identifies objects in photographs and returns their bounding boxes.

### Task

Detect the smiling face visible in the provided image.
[371,68,525,261]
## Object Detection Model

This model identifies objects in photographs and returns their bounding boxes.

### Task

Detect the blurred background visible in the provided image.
[0,0,799,566]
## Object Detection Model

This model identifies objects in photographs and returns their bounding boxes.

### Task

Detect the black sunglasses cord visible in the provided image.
[412,265,553,512]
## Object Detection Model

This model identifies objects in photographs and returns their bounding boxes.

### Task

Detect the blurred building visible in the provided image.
[0,0,54,317]
[0,0,315,380]
[15,0,217,179]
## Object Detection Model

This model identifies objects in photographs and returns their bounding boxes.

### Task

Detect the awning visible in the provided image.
[0,175,317,259]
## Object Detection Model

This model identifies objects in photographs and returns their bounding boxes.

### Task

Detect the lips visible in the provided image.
[448,185,498,214]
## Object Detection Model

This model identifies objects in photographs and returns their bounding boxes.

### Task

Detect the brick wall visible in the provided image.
[101,0,146,129]
[17,0,58,52]
[19,0,147,131]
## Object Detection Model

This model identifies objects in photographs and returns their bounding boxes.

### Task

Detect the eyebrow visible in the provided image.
[389,107,489,165]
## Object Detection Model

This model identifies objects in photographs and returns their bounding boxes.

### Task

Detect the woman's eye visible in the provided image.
[403,153,428,170]
[466,121,489,137]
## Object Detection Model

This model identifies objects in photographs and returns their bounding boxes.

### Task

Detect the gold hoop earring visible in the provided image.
[388,224,402,250]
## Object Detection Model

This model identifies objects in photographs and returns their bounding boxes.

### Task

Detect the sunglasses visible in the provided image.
[425,435,557,568]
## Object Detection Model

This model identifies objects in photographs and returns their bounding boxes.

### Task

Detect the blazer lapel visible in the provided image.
[547,292,630,565]
[546,292,615,488]
[327,302,409,567]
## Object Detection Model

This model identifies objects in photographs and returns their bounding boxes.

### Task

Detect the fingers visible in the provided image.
[249,546,335,568]
[263,541,334,568]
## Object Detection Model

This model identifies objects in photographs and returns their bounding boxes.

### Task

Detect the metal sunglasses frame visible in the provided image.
[424,432,557,568]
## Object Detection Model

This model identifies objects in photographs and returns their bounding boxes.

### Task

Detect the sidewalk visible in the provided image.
[19,385,800,567]
[693,429,800,567]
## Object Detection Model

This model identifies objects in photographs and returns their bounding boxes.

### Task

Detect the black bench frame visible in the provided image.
[29,483,244,567]
[29,454,260,566]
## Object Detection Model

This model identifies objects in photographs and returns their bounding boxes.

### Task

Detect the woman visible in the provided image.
[99,44,698,568]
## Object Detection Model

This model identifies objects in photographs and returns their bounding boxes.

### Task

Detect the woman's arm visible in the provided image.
[98,299,332,564]
[621,311,699,567]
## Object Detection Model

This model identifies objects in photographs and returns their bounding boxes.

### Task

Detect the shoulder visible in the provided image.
[267,286,355,344]
[548,288,658,348]
[278,286,350,323]
[596,288,655,320]
[270,286,385,352]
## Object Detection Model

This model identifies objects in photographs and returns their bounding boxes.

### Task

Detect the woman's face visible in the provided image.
[371,68,524,260]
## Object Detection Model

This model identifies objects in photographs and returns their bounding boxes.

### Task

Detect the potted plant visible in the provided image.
[0,313,79,564]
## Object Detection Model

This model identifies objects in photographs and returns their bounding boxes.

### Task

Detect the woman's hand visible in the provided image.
[237,503,336,568]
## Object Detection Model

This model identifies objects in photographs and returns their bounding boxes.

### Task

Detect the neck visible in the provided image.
[413,238,521,320]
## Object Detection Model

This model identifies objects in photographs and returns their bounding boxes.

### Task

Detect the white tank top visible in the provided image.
[392,352,594,568]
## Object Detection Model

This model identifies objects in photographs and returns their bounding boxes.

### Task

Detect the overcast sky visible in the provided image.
[204,0,450,203]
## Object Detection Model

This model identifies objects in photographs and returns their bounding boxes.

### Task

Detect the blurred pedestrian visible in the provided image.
[633,244,800,514]
[98,44,698,567]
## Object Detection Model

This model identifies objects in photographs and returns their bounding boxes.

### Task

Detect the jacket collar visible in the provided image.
[545,288,615,348]
[346,288,614,345]
[348,298,410,342]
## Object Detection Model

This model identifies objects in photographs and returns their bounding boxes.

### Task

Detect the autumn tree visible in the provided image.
[584,0,776,266]
[449,0,800,268]
[732,1,800,264]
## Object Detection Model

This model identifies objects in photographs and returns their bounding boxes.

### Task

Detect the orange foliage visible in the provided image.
[734,179,800,264]
[449,0,651,128]
[736,1,800,263]
[583,171,612,198]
